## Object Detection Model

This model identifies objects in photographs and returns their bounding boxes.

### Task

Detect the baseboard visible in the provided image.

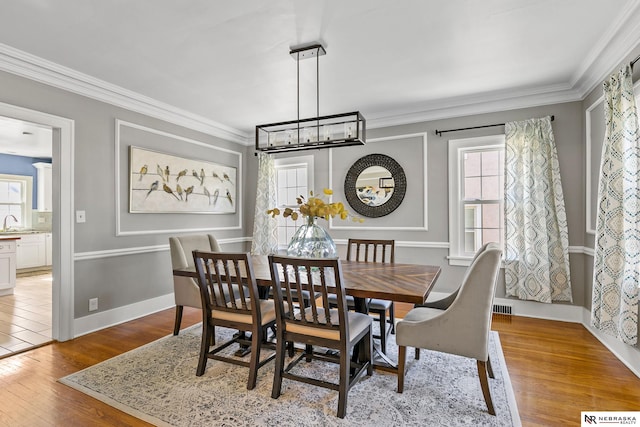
[580,308,640,378]
[73,294,175,338]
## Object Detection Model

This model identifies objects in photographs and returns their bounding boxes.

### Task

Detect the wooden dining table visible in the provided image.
[173,254,442,371]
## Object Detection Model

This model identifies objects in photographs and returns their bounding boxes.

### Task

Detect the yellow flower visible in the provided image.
[267,188,361,223]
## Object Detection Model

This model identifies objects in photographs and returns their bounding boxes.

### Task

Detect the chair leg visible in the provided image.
[287,341,295,358]
[196,321,211,376]
[487,354,495,379]
[337,345,349,418]
[397,345,406,393]
[246,326,262,390]
[389,302,395,334]
[271,332,286,399]
[415,347,420,360]
[477,360,496,415]
[173,305,184,335]
[378,311,387,354]
[305,344,313,362]
[366,328,373,376]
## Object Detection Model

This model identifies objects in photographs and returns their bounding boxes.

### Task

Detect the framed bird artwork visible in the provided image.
[128,146,237,214]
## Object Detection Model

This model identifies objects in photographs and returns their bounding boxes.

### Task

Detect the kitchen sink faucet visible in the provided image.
[2,214,18,232]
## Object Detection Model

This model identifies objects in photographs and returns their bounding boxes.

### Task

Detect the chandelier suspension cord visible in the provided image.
[296,51,300,141]
[317,46,320,141]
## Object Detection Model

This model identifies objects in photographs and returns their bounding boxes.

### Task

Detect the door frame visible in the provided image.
[0,101,74,341]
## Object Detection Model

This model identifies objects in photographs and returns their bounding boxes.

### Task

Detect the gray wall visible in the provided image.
[0,69,248,318]
[252,102,587,306]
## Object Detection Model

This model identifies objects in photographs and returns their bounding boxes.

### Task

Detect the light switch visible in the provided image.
[76,210,86,223]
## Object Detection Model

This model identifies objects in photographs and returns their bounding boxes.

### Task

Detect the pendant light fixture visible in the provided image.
[255,43,365,153]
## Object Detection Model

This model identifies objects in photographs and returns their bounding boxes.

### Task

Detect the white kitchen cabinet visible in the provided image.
[45,233,52,266]
[0,239,17,296]
[15,233,46,269]
[33,162,52,212]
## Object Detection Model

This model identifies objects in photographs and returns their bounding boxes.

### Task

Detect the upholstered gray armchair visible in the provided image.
[169,234,221,335]
[395,242,502,415]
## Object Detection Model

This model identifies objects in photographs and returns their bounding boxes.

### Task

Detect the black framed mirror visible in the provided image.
[344,153,406,218]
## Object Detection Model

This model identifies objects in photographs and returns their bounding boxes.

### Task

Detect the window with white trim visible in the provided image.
[274,156,314,248]
[0,174,33,229]
[448,135,505,266]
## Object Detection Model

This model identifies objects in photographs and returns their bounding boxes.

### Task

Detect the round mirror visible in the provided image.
[344,154,406,218]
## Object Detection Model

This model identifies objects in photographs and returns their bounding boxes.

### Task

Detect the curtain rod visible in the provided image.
[434,115,554,137]
[631,53,640,69]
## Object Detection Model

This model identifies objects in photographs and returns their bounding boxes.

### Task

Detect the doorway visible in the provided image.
[0,101,74,343]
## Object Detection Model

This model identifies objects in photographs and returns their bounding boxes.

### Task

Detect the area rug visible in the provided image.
[59,325,521,426]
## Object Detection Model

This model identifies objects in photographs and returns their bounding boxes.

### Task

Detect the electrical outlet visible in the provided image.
[89,298,98,311]
[76,210,86,223]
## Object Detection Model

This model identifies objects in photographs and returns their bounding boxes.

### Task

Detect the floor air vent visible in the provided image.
[493,304,512,315]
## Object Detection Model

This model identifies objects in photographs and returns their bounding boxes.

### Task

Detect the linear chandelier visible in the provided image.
[255,43,365,153]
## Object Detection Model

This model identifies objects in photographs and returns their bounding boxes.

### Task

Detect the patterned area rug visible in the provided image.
[59,325,521,426]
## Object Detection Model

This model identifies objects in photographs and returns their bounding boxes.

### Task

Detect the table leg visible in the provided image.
[353,296,398,371]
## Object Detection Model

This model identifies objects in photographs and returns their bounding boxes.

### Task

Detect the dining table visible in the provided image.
[173,254,441,372]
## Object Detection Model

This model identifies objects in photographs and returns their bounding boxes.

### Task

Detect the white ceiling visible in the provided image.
[1,0,640,155]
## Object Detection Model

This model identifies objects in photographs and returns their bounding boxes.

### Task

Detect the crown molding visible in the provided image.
[0,43,249,145]
[366,84,581,130]
[571,0,640,98]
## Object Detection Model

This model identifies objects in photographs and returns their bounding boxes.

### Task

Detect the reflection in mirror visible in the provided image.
[344,153,406,218]
[356,166,394,207]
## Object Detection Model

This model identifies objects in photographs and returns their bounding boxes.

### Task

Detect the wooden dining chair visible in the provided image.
[268,255,373,419]
[345,238,396,353]
[395,243,502,415]
[192,251,281,390]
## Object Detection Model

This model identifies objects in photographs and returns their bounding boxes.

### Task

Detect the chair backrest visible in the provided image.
[346,239,395,263]
[169,234,222,270]
[268,255,349,340]
[442,242,495,303]
[447,242,502,359]
[193,251,261,319]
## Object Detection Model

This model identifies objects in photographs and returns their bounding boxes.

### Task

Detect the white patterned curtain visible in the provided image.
[251,153,278,255]
[504,116,572,303]
[592,65,640,346]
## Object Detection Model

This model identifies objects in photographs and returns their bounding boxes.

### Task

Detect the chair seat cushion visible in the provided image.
[212,299,287,325]
[368,298,392,311]
[286,307,372,341]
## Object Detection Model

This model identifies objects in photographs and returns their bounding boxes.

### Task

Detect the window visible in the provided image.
[448,135,505,265]
[274,156,314,248]
[0,174,33,229]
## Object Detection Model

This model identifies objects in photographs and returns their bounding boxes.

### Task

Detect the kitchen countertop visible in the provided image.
[0,236,21,240]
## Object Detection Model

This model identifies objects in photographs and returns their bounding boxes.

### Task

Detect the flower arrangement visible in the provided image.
[267,188,363,223]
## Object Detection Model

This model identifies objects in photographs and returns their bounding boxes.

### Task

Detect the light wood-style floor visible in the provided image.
[0,304,638,426]
[0,272,52,357]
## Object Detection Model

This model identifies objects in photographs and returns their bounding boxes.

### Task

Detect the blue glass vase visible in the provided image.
[287,216,337,258]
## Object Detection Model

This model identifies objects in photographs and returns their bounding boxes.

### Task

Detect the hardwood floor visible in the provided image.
[0,304,638,427]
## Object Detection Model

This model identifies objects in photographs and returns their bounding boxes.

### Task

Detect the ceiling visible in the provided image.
[1,0,640,154]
